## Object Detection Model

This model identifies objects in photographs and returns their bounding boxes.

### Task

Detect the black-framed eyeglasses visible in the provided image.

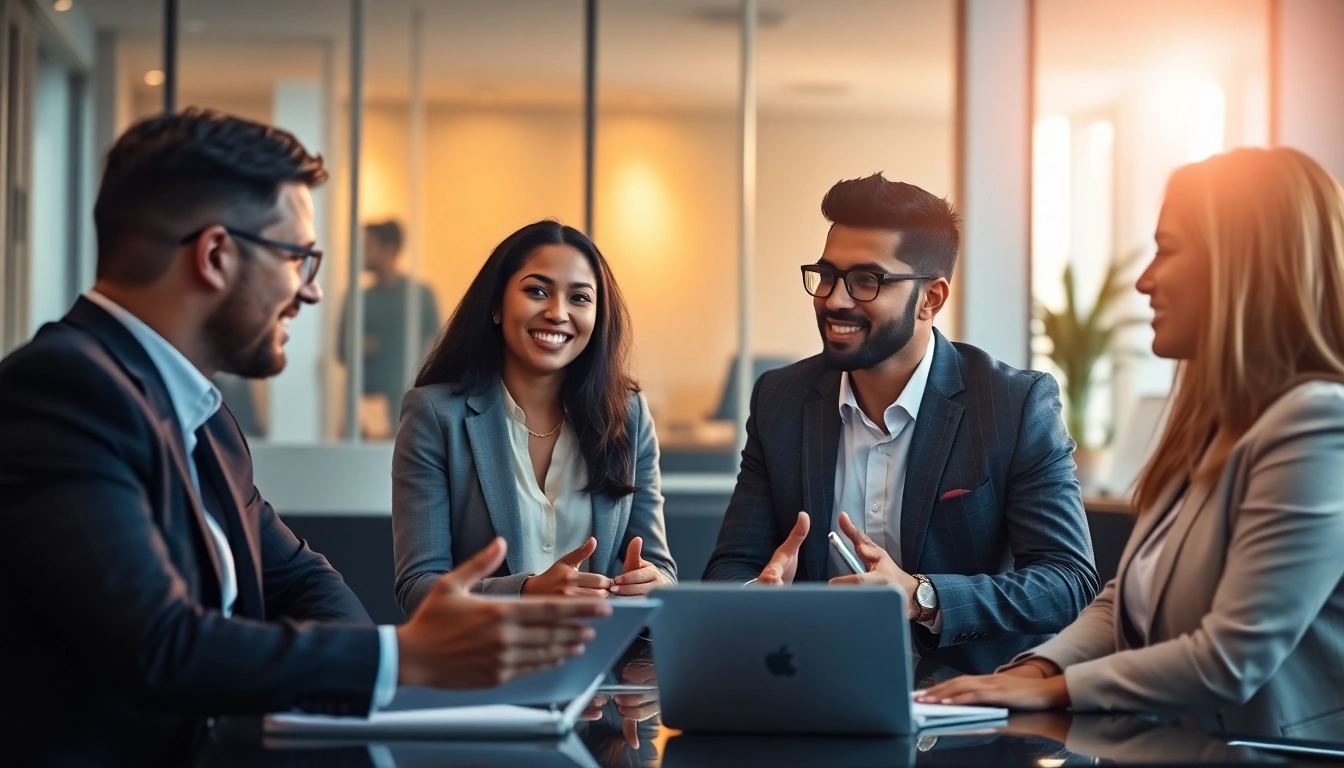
[180,226,323,285]
[801,264,933,302]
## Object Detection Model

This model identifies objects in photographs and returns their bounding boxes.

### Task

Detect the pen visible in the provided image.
[828,531,865,574]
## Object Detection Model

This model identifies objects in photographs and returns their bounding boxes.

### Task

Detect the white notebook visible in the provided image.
[911,694,1008,731]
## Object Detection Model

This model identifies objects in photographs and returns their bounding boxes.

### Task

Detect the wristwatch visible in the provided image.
[911,573,938,623]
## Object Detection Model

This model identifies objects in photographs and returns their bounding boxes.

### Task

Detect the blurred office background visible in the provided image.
[0,0,1340,623]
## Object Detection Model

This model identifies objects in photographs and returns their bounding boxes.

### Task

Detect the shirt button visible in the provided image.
[871,503,881,513]
[543,544,552,552]
[877,446,885,454]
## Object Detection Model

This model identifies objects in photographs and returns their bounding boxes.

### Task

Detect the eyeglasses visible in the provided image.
[179,226,323,285]
[801,264,933,302]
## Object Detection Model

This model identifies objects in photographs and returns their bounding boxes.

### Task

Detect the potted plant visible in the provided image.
[1033,249,1148,493]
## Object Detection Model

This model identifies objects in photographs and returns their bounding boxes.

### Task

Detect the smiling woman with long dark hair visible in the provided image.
[392,220,676,615]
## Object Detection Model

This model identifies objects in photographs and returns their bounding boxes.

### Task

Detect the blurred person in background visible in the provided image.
[340,220,441,438]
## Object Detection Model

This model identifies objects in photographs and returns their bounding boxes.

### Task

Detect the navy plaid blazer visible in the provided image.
[703,330,1099,674]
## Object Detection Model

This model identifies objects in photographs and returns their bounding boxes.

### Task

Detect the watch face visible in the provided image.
[916,581,937,608]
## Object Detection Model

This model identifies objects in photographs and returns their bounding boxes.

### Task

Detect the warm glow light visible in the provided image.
[1032,115,1072,309]
[1039,759,1067,768]
[1185,82,1225,162]
[144,70,166,87]
[611,161,670,248]
[53,0,72,11]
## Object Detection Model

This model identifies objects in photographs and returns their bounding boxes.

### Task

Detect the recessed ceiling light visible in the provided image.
[53,0,73,11]
[144,70,165,87]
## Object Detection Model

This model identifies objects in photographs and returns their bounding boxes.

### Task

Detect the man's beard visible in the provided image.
[203,262,290,379]
[818,288,920,372]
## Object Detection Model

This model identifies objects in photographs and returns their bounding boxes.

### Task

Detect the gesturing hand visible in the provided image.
[828,512,918,609]
[522,537,614,597]
[396,538,612,690]
[610,537,667,596]
[758,512,810,585]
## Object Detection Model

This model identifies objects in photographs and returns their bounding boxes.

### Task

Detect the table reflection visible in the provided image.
[179,649,1313,767]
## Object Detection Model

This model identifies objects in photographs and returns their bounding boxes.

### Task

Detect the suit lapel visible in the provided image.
[590,494,623,574]
[1110,475,1186,649]
[465,385,525,575]
[801,370,842,578]
[1142,477,1215,643]
[195,425,266,620]
[901,332,965,571]
[63,298,223,590]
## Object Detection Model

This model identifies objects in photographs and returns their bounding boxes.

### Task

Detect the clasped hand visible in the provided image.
[523,536,667,597]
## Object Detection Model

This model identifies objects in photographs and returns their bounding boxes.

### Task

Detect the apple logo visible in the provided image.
[765,645,796,677]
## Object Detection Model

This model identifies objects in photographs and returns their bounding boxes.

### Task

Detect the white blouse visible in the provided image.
[501,384,595,576]
[1123,493,1186,644]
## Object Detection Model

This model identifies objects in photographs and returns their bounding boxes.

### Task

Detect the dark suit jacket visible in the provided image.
[703,330,1099,674]
[0,298,380,765]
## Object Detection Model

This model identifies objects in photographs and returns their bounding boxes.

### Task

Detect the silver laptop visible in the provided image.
[650,584,1006,736]
[266,598,660,739]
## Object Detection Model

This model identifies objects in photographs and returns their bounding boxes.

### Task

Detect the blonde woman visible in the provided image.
[918,147,1344,740]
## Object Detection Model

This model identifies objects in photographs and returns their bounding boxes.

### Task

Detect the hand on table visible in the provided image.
[396,538,611,689]
[915,670,1071,710]
[609,537,667,596]
[522,537,613,597]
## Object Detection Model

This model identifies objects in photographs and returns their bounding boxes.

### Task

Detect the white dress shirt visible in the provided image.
[501,384,595,576]
[831,334,941,631]
[85,290,398,709]
[1123,493,1186,645]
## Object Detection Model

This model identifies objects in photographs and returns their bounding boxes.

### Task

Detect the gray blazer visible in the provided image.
[1014,381,1344,740]
[392,382,676,616]
[703,330,1099,674]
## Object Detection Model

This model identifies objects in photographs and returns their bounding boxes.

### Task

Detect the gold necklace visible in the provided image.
[523,415,564,439]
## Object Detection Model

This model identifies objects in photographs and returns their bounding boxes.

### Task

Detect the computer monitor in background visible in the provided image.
[711,356,796,421]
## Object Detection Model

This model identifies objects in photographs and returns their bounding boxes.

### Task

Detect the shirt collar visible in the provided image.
[500,382,527,425]
[84,290,222,436]
[838,333,937,432]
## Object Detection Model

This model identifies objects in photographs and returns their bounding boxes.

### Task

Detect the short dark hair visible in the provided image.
[820,173,961,279]
[94,108,327,286]
[364,220,403,253]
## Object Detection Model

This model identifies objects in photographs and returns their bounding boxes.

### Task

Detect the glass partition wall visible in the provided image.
[71,0,956,489]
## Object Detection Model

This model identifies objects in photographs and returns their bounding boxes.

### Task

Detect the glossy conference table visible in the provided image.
[186,644,1337,768]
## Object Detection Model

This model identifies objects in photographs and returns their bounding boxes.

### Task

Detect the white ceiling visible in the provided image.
[80,0,957,115]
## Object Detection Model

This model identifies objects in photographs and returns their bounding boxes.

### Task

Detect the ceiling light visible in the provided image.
[144,70,165,87]
[53,0,72,11]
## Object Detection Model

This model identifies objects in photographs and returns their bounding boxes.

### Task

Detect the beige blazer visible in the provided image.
[1013,381,1344,739]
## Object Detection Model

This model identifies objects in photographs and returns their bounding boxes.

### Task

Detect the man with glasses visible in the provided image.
[0,109,608,763]
[704,173,1098,675]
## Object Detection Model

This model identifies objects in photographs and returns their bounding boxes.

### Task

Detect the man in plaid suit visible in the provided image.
[704,173,1098,675]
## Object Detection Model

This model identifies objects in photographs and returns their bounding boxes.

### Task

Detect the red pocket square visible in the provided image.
[939,489,971,501]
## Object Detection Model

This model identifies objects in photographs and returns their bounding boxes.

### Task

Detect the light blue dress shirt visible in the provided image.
[831,334,942,632]
[85,291,399,709]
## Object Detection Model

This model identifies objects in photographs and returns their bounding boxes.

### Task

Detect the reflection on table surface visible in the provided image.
[185,649,1327,768]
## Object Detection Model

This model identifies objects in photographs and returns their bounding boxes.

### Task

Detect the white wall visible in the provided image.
[1275,0,1344,181]
[29,57,73,331]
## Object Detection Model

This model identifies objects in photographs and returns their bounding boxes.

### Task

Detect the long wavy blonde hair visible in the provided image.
[1134,147,1344,513]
